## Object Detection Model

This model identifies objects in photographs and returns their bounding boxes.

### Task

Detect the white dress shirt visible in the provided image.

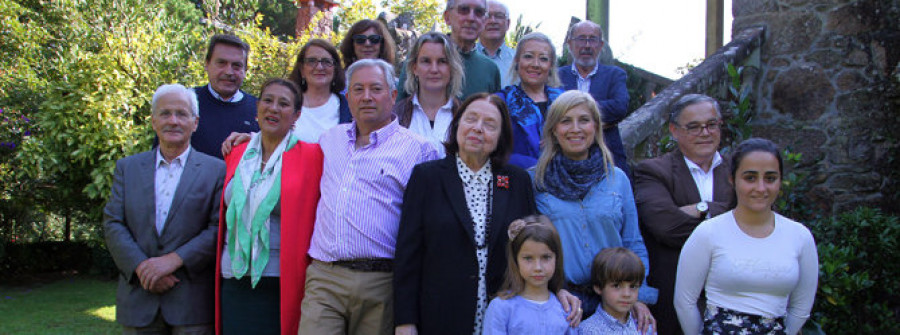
[571,63,600,92]
[407,95,454,157]
[207,84,244,102]
[154,147,191,235]
[684,151,723,203]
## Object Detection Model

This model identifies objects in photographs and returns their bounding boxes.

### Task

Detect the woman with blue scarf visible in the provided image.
[530,90,658,332]
[495,32,564,169]
[215,79,323,335]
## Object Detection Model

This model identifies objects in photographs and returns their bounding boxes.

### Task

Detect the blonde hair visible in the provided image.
[402,32,465,98]
[533,90,613,190]
[508,32,561,87]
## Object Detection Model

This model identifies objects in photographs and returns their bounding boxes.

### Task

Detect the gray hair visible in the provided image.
[445,0,487,11]
[668,94,722,124]
[403,32,465,98]
[509,32,561,87]
[151,84,199,118]
[346,58,397,91]
[487,0,509,15]
[566,20,604,42]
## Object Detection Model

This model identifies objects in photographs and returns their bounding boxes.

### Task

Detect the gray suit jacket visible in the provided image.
[103,148,225,327]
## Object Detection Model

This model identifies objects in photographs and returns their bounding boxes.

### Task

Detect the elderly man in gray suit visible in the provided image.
[104,84,225,334]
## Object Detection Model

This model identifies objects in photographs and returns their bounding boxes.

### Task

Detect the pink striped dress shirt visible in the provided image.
[308,119,439,261]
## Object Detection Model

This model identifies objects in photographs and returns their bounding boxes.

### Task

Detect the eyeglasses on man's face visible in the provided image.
[676,120,723,136]
[452,4,487,18]
[571,36,601,46]
[303,58,335,68]
[486,12,507,20]
[352,34,383,45]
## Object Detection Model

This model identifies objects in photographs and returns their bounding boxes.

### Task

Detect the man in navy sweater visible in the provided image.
[559,21,631,176]
[191,34,259,159]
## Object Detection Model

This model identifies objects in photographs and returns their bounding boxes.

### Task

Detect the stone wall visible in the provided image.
[732,0,900,215]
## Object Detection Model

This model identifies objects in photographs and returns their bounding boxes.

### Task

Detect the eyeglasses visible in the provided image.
[452,5,487,18]
[352,34,383,45]
[302,58,335,68]
[676,120,722,135]
[571,36,601,46]
[486,12,507,20]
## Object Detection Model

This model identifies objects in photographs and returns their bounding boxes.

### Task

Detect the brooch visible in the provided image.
[496,175,509,189]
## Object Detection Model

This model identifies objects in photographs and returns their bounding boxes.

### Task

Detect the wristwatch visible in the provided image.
[696,201,709,218]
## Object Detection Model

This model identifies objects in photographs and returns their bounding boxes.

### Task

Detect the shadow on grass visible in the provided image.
[0,274,118,334]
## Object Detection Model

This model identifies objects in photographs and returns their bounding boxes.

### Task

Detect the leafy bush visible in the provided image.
[0,241,93,279]
[809,207,900,333]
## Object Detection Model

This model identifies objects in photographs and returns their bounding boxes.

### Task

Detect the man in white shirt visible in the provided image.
[476,0,514,87]
[632,94,736,335]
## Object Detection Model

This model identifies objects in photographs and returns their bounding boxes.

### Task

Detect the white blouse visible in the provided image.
[674,211,818,335]
[294,93,340,143]
[456,155,493,335]
[408,95,454,157]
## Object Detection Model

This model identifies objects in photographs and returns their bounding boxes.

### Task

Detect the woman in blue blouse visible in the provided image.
[531,90,657,331]
[495,32,564,169]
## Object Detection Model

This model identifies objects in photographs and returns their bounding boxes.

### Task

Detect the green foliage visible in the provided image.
[335,0,378,33]
[381,0,445,32]
[506,13,541,48]
[0,0,317,244]
[258,0,299,38]
[775,148,815,222]
[810,207,900,333]
[720,62,754,156]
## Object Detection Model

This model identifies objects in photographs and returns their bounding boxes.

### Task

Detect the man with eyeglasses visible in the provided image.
[476,0,514,87]
[559,20,631,176]
[191,34,260,160]
[396,0,501,101]
[633,94,736,335]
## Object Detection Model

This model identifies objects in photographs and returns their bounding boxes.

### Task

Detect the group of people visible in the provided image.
[102,1,818,334]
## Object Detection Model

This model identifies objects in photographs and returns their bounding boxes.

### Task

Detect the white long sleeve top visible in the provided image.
[674,211,818,335]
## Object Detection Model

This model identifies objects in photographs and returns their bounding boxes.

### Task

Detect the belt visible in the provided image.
[325,258,394,273]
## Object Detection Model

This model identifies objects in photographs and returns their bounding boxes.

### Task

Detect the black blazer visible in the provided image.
[394,156,536,334]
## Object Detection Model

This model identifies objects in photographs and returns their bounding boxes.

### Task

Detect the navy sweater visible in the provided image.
[191,85,259,159]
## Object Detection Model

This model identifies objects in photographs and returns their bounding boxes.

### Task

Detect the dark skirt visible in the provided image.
[221,277,280,335]
[702,305,786,335]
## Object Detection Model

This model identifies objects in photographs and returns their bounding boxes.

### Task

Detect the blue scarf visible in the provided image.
[543,145,608,200]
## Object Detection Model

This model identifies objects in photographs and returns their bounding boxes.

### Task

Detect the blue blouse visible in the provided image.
[483,293,576,335]
[496,85,563,169]
[531,167,657,303]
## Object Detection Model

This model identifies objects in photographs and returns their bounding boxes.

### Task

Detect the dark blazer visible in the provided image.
[104,149,225,327]
[632,149,734,335]
[394,156,536,335]
[337,94,353,124]
[558,64,631,175]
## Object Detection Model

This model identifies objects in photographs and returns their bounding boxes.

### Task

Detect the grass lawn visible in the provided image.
[0,275,118,334]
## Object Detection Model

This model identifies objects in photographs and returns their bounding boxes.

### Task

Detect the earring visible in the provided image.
[300,78,307,87]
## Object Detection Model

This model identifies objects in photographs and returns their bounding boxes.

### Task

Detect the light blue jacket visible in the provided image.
[530,167,658,304]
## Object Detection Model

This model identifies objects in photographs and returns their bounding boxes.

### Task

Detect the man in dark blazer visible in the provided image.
[104,84,225,334]
[633,94,735,335]
[559,20,631,176]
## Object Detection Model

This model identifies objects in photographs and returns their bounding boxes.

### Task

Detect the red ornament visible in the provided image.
[497,175,509,189]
